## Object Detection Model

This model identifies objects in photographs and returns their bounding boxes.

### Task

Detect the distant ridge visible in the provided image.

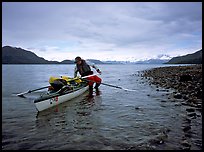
[2,46,74,64]
[2,45,202,64]
[135,59,170,64]
[60,60,75,64]
[87,59,105,64]
[165,49,202,64]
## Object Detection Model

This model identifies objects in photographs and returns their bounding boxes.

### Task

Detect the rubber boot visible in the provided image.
[88,85,94,98]
[94,83,101,95]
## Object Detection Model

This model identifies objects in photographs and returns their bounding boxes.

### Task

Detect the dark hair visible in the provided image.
[74,56,81,63]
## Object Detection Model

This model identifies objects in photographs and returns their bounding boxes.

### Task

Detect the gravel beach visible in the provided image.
[141,64,202,150]
[142,64,202,109]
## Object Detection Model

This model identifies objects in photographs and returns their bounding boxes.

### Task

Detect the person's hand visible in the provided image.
[97,69,102,74]
[75,76,81,79]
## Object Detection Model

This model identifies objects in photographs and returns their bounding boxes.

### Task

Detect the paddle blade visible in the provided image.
[17,94,26,98]
[123,88,137,92]
[16,91,29,97]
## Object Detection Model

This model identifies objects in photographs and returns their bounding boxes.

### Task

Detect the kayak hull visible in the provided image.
[34,85,89,112]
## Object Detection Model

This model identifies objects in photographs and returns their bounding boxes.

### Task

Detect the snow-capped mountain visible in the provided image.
[134,54,172,64]
[155,54,172,60]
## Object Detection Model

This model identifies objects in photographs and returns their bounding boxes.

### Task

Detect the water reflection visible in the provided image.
[35,92,103,131]
[34,92,106,149]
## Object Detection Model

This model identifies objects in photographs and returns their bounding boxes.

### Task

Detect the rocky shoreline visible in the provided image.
[140,64,202,150]
[142,64,202,109]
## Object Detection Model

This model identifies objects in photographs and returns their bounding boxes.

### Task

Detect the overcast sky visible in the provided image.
[2,2,202,61]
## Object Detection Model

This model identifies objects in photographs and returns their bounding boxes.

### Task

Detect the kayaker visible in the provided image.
[74,56,102,97]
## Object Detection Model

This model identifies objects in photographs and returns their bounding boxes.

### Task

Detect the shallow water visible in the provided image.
[2,64,202,150]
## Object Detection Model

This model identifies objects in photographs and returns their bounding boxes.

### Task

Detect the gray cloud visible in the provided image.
[2,2,202,61]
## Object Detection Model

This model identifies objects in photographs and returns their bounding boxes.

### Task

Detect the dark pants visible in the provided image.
[87,75,101,95]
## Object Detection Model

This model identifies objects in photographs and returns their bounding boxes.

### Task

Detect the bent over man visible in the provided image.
[74,56,102,97]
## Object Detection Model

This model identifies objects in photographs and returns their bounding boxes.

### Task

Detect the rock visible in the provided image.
[175,103,182,106]
[183,95,189,100]
[186,108,195,113]
[179,75,192,82]
[196,108,202,112]
[183,126,191,132]
[174,93,182,99]
[185,117,191,124]
[185,132,192,138]
[181,102,189,106]
[181,139,191,148]
[187,112,196,118]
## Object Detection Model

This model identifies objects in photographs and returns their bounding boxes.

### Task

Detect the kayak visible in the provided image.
[34,81,89,112]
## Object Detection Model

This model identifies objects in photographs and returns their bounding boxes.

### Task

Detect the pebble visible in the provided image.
[186,108,195,112]
[187,112,196,118]
[182,126,191,132]
[181,139,191,148]
[174,93,182,99]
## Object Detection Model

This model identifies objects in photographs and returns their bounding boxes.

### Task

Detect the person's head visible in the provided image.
[74,56,82,64]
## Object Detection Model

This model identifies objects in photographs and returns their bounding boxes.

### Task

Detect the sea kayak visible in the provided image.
[34,81,88,112]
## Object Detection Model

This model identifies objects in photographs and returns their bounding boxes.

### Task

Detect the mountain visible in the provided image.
[134,59,170,64]
[87,59,106,64]
[3,45,201,65]
[60,60,75,64]
[134,54,172,64]
[165,49,202,64]
[103,60,130,64]
[2,46,74,64]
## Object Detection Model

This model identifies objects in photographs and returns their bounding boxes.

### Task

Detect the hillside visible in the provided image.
[60,60,74,64]
[135,59,170,64]
[2,46,50,64]
[2,46,74,64]
[87,59,106,64]
[165,50,202,64]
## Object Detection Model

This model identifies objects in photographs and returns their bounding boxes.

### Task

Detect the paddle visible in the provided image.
[100,82,136,92]
[16,73,100,97]
[71,73,100,80]
[82,79,137,92]
[16,86,50,97]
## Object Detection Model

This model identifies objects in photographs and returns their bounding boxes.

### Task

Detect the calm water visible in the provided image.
[2,64,202,150]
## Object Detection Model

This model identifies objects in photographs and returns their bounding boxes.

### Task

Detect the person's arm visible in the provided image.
[86,61,102,74]
[74,66,78,77]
